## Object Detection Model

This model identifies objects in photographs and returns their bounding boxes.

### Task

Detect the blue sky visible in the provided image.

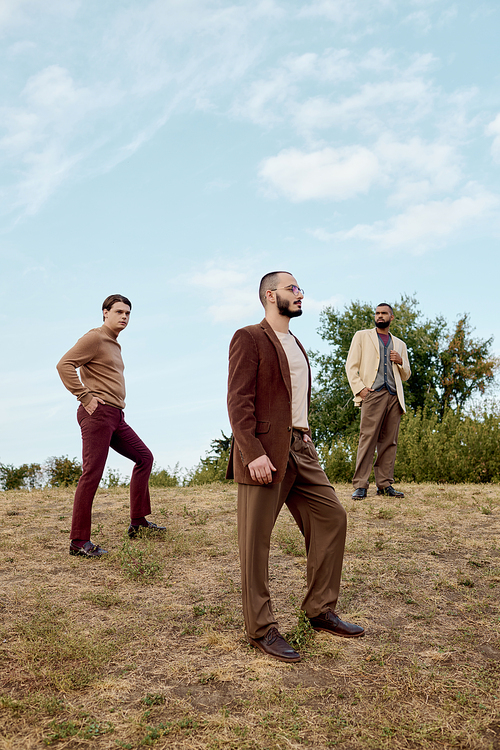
[1,0,499,479]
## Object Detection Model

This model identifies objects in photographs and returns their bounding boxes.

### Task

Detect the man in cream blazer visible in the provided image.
[345,303,411,499]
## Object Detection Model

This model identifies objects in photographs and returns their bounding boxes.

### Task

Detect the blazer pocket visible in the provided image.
[256,421,271,434]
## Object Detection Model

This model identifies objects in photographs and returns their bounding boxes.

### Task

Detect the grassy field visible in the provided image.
[0,482,499,749]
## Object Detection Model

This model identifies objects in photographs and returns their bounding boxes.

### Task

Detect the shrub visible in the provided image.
[0,463,43,491]
[318,434,358,484]
[394,407,500,483]
[320,406,500,485]
[44,456,82,487]
[187,431,231,485]
[100,468,129,488]
[149,463,180,487]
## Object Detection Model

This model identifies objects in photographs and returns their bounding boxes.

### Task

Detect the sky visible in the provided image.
[1,0,499,480]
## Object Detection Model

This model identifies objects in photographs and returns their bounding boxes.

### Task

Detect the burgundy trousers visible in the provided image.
[237,431,347,639]
[70,403,153,540]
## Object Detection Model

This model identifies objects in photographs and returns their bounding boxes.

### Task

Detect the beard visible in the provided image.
[375,318,390,329]
[277,293,302,318]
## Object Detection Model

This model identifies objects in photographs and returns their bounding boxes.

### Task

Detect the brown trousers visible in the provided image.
[237,431,347,639]
[352,389,402,490]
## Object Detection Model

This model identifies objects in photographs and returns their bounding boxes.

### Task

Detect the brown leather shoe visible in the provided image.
[69,541,107,558]
[308,610,364,638]
[127,520,167,538]
[248,627,301,662]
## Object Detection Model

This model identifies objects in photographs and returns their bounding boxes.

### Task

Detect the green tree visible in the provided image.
[0,463,43,490]
[440,314,498,415]
[45,456,82,487]
[188,431,232,485]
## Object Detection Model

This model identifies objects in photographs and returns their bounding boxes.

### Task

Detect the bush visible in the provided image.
[394,407,500,483]
[100,468,129,488]
[0,463,43,491]
[149,463,180,488]
[187,432,232,486]
[320,406,500,485]
[318,435,358,484]
[45,456,82,487]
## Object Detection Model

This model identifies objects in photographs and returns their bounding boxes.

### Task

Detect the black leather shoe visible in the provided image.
[377,486,404,498]
[352,488,367,499]
[69,541,107,558]
[127,520,167,538]
[248,627,301,663]
[308,610,364,638]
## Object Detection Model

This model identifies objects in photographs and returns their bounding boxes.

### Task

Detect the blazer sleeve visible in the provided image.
[227,328,267,467]
[345,331,367,396]
[395,341,411,382]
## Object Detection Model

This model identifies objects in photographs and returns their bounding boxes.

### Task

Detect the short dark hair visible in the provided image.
[102,294,132,321]
[259,271,291,307]
[376,302,394,314]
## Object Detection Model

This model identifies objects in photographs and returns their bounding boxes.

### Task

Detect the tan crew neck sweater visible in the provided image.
[57,325,126,409]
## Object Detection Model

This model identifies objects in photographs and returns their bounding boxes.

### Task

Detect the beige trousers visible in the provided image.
[352,389,402,490]
[237,431,347,639]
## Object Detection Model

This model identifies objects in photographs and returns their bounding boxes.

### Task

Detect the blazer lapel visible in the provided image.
[369,328,380,355]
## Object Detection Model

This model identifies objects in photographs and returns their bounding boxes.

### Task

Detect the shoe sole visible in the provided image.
[376,492,404,497]
[310,625,365,638]
[247,637,301,662]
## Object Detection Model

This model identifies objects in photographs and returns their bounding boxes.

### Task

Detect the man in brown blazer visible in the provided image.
[227,271,364,663]
[345,303,411,499]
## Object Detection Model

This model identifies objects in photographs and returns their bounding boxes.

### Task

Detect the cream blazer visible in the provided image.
[345,329,411,411]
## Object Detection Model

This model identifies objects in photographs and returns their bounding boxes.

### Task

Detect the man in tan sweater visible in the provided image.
[57,294,165,557]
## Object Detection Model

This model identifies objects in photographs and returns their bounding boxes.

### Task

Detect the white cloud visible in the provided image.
[293,78,433,133]
[190,266,261,323]
[0,1,273,220]
[375,134,462,204]
[261,134,462,207]
[232,69,291,126]
[297,0,364,24]
[403,9,433,32]
[486,113,500,163]
[259,146,380,201]
[308,227,336,241]
[232,48,355,126]
[0,65,121,215]
[234,48,437,135]
[0,0,79,31]
[305,294,344,313]
[333,184,499,253]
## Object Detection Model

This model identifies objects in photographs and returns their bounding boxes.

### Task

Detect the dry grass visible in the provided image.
[0,482,499,749]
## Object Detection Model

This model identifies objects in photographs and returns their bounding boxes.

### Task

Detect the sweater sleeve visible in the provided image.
[56,331,101,406]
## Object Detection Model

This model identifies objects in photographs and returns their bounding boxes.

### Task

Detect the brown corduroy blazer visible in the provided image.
[226,318,311,485]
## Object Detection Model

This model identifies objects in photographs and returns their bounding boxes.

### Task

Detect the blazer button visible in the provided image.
[287,426,291,431]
